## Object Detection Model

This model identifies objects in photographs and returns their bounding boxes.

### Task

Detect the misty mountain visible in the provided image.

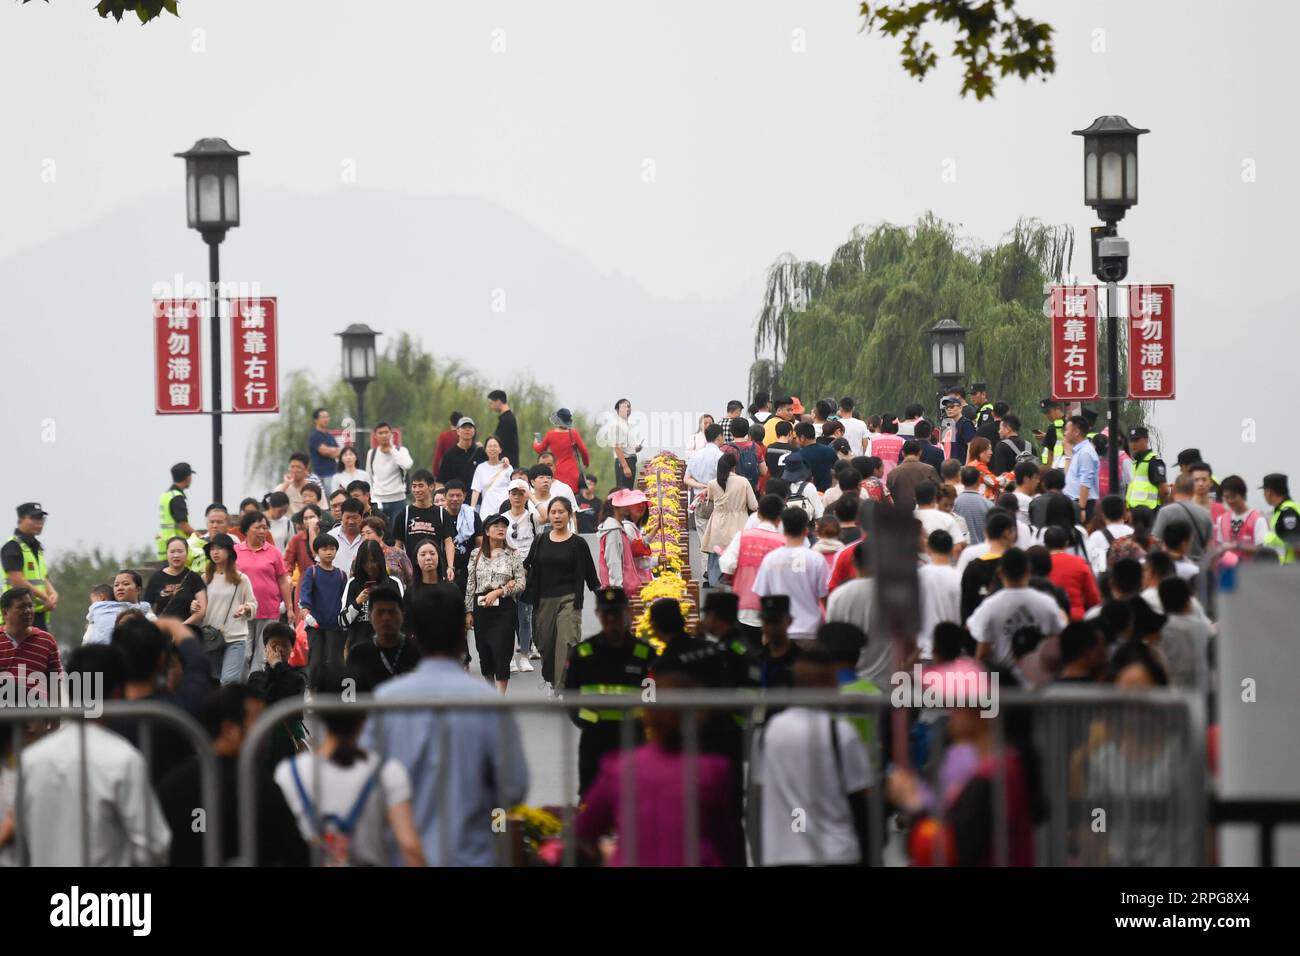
[1,187,760,554]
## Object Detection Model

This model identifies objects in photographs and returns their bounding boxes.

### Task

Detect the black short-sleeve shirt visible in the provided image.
[143,568,206,619]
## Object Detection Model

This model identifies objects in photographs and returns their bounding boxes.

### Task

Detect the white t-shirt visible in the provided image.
[471,460,514,517]
[915,507,966,545]
[332,468,369,494]
[838,415,871,455]
[1086,523,1133,575]
[755,707,874,866]
[753,543,830,639]
[917,563,962,658]
[503,506,541,556]
[966,586,1065,667]
[957,541,991,573]
[274,751,412,867]
[1014,490,1034,521]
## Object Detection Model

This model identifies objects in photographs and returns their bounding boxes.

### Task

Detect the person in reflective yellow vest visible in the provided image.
[563,586,654,797]
[1035,399,1066,466]
[158,462,198,560]
[1,502,58,630]
[969,383,995,430]
[1125,426,1167,509]
[186,503,231,575]
[1261,473,1300,564]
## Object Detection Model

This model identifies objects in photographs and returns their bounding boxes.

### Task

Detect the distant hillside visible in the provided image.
[0,187,758,553]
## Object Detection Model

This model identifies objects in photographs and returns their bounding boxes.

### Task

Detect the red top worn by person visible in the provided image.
[574,743,741,867]
[1047,551,1101,621]
[533,408,590,491]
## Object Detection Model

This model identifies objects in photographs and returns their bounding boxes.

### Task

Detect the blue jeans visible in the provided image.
[210,640,246,685]
[516,600,533,653]
[706,552,721,588]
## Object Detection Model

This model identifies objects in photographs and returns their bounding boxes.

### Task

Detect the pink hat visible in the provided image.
[609,488,648,508]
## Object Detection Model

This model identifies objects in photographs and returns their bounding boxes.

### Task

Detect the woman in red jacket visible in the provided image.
[533,407,590,491]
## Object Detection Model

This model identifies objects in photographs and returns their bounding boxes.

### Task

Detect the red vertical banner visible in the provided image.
[154,299,203,414]
[230,297,279,413]
[1127,284,1175,400]
[1049,285,1100,401]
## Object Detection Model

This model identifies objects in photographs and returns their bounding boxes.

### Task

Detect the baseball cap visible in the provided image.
[507,478,530,492]
[171,462,196,482]
[759,594,791,622]
[595,586,628,610]
[941,396,962,408]
[16,502,47,520]
[457,416,476,428]
[1176,448,1202,467]
[702,591,739,617]
[482,512,509,531]
[1261,473,1290,495]
[1127,426,1149,440]
[970,382,988,393]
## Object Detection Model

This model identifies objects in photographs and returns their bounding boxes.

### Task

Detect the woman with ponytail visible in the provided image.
[699,452,759,587]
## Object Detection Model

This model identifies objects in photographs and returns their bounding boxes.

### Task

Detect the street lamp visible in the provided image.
[926,318,967,397]
[175,137,250,506]
[1073,115,1148,495]
[336,323,381,451]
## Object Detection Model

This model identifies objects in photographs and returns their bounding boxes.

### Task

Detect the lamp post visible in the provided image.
[175,137,250,506]
[336,324,380,452]
[1072,115,1148,496]
[926,318,967,414]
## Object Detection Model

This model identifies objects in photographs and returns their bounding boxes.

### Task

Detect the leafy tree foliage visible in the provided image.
[249,334,615,493]
[752,214,1149,428]
[860,0,1055,99]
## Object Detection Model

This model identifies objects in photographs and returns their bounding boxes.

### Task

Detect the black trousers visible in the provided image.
[615,455,638,489]
[473,596,517,682]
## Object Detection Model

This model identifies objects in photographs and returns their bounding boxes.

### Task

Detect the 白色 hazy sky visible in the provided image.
[1,0,1296,553]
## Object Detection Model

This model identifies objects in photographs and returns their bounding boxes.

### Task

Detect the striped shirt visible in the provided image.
[1,626,63,686]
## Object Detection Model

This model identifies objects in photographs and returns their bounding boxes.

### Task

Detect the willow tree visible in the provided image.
[249,334,614,491]
[751,214,1148,429]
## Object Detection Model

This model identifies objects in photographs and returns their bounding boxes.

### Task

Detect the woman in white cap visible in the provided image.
[502,477,541,672]
[532,407,590,493]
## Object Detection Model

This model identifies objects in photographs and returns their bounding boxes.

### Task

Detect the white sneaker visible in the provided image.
[510,656,520,673]
[518,655,534,672]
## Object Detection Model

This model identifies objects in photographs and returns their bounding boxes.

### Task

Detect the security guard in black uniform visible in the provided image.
[649,597,753,833]
[970,383,995,430]
[563,586,654,797]
[700,590,762,670]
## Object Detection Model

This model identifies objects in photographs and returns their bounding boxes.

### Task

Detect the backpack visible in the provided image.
[786,481,817,521]
[288,755,384,867]
[1001,438,1036,466]
[1103,529,1146,570]
[729,442,762,490]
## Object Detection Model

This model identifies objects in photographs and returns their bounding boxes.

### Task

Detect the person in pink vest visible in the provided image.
[1215,475,1270,549]
[869,415,904,478]
[717,493,786,645]
[597,489,652,599]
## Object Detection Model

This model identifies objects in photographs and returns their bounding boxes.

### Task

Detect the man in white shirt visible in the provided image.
[917,529,962,659]
[914,480,965,547]
[19,645,171,866]
[752,508,829,644]
[968,547,1066,667]
[1012,460,1039,522]
[333,498,366,573]
[754,647,873,866]
[1086,494,1133,575]
[837,397,871,455]
[366,422,415,531]
[685,423,724,494]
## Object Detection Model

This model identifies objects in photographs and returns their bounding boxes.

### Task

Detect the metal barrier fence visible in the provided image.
[1,701,221,866]
[237,685,1206,867]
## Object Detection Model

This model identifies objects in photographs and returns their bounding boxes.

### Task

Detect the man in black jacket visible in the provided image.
[158,683,308,866]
